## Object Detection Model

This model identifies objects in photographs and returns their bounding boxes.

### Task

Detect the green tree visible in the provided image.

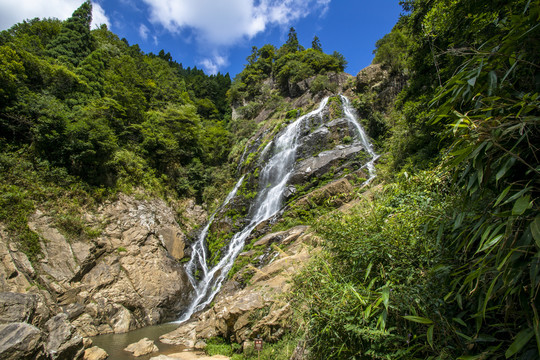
[0,45,25,106]
[46,0,94,66]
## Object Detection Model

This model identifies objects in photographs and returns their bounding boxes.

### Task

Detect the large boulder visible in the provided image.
[0,322,45,360]
[356,63,389,92]
[83,346,108,360]
[44,313,84,360]
[0,292,38,324]
[289,144,365,184]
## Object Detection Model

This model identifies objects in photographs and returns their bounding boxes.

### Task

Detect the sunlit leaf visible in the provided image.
[512,195,530,215]
[403,315,433,324]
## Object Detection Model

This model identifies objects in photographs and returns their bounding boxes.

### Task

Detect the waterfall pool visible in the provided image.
[91,322,185,360]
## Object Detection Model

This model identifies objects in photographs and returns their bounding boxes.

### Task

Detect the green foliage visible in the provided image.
[372,25,411,73]
[426,1,540,357]
[292,172,455,359]
[0,45,25,106]
[230,29,346,103]
[311,36,323,52]
[302,1,539,359]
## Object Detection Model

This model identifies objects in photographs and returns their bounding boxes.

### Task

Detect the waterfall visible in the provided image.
[340,94,379,181]
[177,95,376,323]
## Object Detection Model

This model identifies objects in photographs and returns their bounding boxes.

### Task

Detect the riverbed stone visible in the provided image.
[83,346,108,360]
[124,337,158,357]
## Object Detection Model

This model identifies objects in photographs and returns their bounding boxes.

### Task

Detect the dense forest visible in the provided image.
[0,0,538,359]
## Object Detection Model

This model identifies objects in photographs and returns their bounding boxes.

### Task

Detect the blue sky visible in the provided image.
[0,0,403,76]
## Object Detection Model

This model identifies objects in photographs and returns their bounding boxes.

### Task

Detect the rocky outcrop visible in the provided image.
[355,63,407,116]
[0,192,205,360]
[124,337,158,357]
[161,227,315,347]
[20,194,197,336]
[0,228,34,294]
[289,72,352,99]
[295,178,354,209]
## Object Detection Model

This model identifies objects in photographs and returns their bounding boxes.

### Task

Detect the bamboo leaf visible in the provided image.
[364,262,373,282]
[482,274,501,318]
[427,325,434,348]
[505,328,534,358]
[381,287,390,310]
[496,157,516,182]
[512,195,531,215]
[477,234,503,253]
[403,315,433,324]
[530,215,540,247]
[494,185,511,207]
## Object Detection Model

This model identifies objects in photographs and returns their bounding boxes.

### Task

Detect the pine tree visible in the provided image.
[312,35,322,52]
[284,27,303,53]
[46,0,94,66]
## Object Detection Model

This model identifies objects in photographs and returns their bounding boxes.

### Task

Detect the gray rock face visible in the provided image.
[0,322,44,360]
[0,292,38,324]
[45,313,84,360]
[0,228,33,294]
[290,145,365,184]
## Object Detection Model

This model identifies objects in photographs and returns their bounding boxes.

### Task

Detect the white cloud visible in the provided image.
[139,24,149,40]
[0,0,110,30]
[199,54,228,75]
[91,2,110,29]
[141,0,331,46]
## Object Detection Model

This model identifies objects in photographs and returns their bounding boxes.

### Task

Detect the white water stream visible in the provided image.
[177,95,377,323]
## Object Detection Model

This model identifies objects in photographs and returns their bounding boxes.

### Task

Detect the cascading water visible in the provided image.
[177,95,377,323]
[340,94,379,181]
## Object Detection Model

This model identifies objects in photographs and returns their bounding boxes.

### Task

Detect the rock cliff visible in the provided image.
[0,194,206,358]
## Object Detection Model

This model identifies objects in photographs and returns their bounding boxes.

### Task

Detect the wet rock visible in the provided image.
[83,346,108,360]
[0,292,38,324]
[124,337,158,357]
[0,322,44,360]
[44,313,84,359]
